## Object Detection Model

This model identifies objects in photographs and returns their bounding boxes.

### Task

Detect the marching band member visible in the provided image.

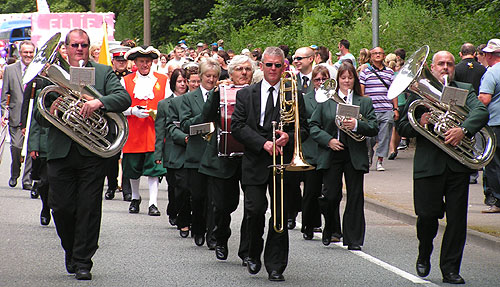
[155,68,188,226]
[33,29,131,280]
[310,62,378,250]
[198,55,254,262]
[231,47,308,281]
[179,58,220,248]
[122,46,167,216]
[396,51,488,284]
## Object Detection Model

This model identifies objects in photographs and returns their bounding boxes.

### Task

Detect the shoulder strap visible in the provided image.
[369,66,390,89]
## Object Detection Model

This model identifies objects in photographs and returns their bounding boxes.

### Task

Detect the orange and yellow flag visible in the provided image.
[98,22,111,66]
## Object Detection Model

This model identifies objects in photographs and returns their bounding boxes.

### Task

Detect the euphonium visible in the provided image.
[388,45,496,169]
[23,33,129,158]
[269,71,314,233]
[315,79,365,142]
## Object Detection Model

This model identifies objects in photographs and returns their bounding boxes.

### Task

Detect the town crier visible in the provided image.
[122,46,167,216]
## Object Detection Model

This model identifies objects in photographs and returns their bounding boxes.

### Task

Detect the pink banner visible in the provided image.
[31,12,114,47]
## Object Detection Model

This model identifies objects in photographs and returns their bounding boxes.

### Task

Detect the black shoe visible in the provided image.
[388,151,398,160]
[179,228,190,238]
[207,240,217,250]
[348,244,361,251]
[8,177,17,187]
[442,273,465,284]
[123,193,132,202]
[194,234,205,246]
[287,218,296,230]
[416,258,431,277]
[65,253,75,274]
[247,258,261,275]
[40,210,51,226]
[303,229,313,240]
[148,204,161,216]
[169,216,177,226]
[242,257,249,267]
[215,245,228,260]
[22,183,32,190]
[322,230,331,246]
[75,269,92,280]
[31,182,39,199]
[268,270,285,281]
[128,197,141,213]
[105,188,115,200]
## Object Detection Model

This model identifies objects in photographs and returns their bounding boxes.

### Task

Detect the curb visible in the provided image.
[364,196,500,252]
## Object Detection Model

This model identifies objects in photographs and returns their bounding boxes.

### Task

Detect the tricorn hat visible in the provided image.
[125,45,161,60]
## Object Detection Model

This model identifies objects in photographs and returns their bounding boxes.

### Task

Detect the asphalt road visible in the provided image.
[1,148,499,286]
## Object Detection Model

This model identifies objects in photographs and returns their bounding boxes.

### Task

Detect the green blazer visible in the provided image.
[154,96,174,167]
[166,95,188,169]
[198,89,240,179]
[302,90,319,165]
[179,87,210,169]
[297,74,315,94]
[310,93,378,172]
[396,81,489,179]
[34,61,131,160]
[27,112,49,158]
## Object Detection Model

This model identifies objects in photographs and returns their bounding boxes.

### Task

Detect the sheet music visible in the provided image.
[70,66,96,86]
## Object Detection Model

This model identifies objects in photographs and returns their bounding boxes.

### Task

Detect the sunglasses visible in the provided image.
[70,43,89,48]
[263,62,283,68]
[313,77,328,83]
[293,56,311,61]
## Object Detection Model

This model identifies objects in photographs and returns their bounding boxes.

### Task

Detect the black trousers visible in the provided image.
[188,169,210,236]
[165,167,177,219]
[172,168,191,229]
[322,150,365,246]
[244,170,289,274]
[302,169,322,231]
[209,171,241,245]
[105,152,120,190]
[414,167,469,275]
[47,144,106,271]
[32,157,50,215]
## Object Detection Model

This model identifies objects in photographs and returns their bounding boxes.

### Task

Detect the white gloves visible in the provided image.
[125,106,149,118]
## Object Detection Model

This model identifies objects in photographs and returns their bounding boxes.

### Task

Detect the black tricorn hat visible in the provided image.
[125,45,161,60]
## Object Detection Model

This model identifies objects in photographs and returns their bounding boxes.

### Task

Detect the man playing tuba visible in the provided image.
[396,50,489,284]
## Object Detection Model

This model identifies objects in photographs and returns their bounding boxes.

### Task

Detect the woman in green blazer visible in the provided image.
[310,62,378,250]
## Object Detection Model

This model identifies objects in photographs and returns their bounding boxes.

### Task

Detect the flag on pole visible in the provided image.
[36,0,50,13]
[98,22,111,66]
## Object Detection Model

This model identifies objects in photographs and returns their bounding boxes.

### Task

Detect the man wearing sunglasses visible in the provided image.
[33,29,131,280]
[232,46,308,282]
[292,47,315,95]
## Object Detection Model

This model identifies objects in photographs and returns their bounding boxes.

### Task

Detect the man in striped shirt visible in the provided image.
[359,47,399,171]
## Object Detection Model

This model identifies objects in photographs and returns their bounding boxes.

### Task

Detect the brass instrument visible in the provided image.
[269,71,314,233]
[23,33,129,158]
[315,79,366,142]
[388,45,496,169]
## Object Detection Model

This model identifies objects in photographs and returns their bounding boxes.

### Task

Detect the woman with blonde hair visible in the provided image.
[357,48,371,74]
[89,44,100,62]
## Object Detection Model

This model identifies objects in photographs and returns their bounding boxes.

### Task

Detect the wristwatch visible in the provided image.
[461,127,471,137]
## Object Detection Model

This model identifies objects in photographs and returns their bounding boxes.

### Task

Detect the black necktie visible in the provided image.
[264,87,275,127]
[302,76,309,90]
[343,95,348,103]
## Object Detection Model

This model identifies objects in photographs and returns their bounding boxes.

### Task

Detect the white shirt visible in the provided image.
[298,72,312,88]
[260,80,280,126]
[200,86,210,102]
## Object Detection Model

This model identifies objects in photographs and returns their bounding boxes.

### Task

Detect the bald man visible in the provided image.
[396,50,488,284]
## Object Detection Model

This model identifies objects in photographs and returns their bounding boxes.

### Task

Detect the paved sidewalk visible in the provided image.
[363,145,500,251]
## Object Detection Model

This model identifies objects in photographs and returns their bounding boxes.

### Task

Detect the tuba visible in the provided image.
[315,79,366,142]
[269,71,314,233]
[388,45,496,169]
[23,33,129,158]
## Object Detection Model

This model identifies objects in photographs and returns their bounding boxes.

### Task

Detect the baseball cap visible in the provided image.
[197,42,204,47]
[482,39,500,53]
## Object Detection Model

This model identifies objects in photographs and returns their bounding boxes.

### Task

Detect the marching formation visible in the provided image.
[1,28,499,284]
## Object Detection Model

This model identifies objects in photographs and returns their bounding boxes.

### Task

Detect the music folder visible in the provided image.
[336,103,360,119]
[189,122,215,136]
[441,86,468,107]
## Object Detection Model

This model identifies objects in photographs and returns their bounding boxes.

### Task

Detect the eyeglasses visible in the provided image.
[70,43,89,49]
[263,62,283,68]
[293,56,311,61]
[372,52,384,55]
[234,66,253,72]
[313,77,328,83]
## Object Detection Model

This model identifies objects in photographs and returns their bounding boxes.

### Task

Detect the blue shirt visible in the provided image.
[479,62,500,126]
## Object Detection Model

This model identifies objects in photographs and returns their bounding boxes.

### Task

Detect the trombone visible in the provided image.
[269,71,314,233]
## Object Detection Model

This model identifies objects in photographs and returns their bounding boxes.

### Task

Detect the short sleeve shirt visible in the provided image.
[479,62,500,125]
[359,65,394,112]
